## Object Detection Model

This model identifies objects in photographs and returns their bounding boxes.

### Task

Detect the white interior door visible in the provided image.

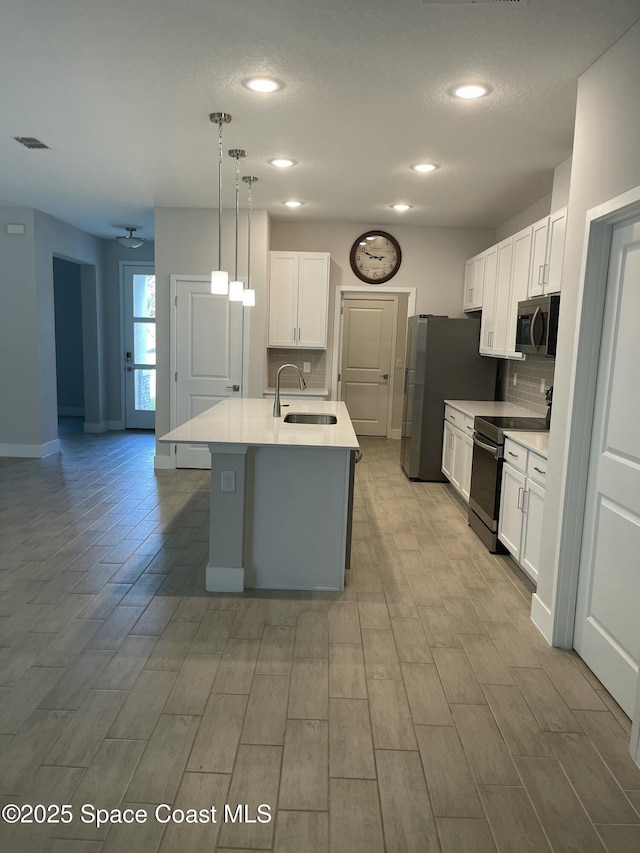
[573,217,640,716]
[123,265,156,429]
[174,276,243,469]
[340,296,394,436]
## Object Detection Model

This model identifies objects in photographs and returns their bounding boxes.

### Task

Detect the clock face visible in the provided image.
[350,231,402,284]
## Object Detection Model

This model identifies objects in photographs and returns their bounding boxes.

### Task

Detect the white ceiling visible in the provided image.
[1,0,639,240]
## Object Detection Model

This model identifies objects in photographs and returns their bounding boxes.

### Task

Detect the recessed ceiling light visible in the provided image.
[269,158,295,168]
[392,204,412,212]
[244,77,281,93]
[284,200,303,208]
[412,163,438,173]
[452,84,491,100]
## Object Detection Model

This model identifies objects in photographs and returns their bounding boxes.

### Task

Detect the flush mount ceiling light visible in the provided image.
[116,227,145,249]
[392,204,412,212]
[284,200,303,208]
[209,112,232,294]
[452,83,491,99]
[269,158,295,168]
[244,77,281,93]
[412,163,438,173]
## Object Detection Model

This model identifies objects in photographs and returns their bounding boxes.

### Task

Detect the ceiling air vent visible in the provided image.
[14,137,50,150]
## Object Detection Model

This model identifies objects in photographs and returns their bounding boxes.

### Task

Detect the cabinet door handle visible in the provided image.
[517,487,523,509]
[522,489,529,513]
[508,451,519,459]
[533,466,546,475]
[538,265,544,285]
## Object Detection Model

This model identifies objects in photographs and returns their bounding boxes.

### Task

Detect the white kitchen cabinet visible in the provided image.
[463,252,485,312]
[480,239,513,357]
[520,477,545,581]
[503,225,531,359]
[442,420,454,481]
[479,245,498,353]
[268,251,330,348]
[498,439,548,582]
[442,406,474,503]
[499,462,527,559]
[527,207,567,298]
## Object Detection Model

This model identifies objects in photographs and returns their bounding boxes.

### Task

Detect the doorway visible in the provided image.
[335,288,413,438]
[122,263,156,429]
[53,258,85,430]
[549,185,640,764]
[170,275,243,469]
[572,215,640,718]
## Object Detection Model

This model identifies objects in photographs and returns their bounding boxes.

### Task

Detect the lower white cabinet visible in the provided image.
[498,443,547,582]
[442,407,474,503]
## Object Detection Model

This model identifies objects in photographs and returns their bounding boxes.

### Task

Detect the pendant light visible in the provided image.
[228,148,247,302]
[242,175,258,307]
[209,112,231,294]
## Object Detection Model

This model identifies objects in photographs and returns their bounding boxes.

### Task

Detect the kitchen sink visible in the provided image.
[283,412,337,425]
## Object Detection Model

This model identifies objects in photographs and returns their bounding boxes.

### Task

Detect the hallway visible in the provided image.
[0,429,639,852]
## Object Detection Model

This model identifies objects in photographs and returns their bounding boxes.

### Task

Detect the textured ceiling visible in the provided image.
[1,0,639,240]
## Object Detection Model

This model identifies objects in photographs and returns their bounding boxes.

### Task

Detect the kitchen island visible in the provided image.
[159,398,360,592]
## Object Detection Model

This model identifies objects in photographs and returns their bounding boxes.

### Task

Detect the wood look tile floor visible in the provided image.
[1,424,640,852]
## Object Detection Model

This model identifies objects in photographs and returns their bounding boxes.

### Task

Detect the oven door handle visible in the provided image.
[473,435,501,459]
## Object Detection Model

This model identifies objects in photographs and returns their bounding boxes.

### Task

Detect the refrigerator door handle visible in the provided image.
[403,368,409,394]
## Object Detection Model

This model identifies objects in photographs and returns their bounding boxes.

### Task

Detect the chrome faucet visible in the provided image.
[273,363,306,417]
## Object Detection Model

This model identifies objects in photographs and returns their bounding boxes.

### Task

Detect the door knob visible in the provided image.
[225,384,240,392]
[380,374,389,381]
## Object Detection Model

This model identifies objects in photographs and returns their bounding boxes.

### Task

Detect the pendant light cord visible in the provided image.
[234,154,240,280]
[217,120,223,271]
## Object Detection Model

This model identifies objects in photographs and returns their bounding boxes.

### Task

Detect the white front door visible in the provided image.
[174,276,243,469]
[340,296,395,436]
[123,265,156,429]
[573,217,640,716]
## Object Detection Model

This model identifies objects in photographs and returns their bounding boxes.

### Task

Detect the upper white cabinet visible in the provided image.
[268,252,330,348]
[463,252,485,312]
[466,207,566,358]
[527,207,567,298]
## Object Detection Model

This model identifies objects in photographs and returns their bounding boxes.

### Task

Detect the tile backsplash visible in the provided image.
[504,359,555,416]
[267,348,328,389]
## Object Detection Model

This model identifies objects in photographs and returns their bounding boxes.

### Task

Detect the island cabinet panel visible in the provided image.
[246,445,351,590]
[268,251,330,348]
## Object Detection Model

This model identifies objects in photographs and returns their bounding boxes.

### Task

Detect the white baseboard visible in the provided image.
[0,439,61,458]
[531,593,553,645]
[108,420,124,431]
[154,454,175,470]
[206,565,244,593]
[389,428,401,440]
[58,407,85,417]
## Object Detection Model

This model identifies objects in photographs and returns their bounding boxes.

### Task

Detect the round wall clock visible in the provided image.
[350,230,402,284]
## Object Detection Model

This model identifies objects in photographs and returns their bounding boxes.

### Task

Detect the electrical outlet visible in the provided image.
[303,362,311,373]
[540,378,546,393]
[221,471,236,492]
[512,373,517,386]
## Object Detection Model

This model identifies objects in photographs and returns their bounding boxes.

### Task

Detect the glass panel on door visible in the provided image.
[124,267,156,429]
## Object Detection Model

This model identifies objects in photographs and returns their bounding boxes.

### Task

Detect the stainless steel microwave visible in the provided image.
[515,294,560,357]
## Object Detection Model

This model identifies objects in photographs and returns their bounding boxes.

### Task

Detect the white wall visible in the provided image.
[154,207,269,459]
[495,194,552,243]
[536,20,640,626]
[0,207,106,454]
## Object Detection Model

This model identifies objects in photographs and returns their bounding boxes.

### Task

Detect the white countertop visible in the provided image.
[444,400,540,419]
[263,387,329,397]
[504,430,550,458]
[159,398,359,450]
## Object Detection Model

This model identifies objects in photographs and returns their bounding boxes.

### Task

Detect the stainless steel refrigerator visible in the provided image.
[401,315,497,480]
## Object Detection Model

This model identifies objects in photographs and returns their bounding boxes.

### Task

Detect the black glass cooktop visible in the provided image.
[474,415,548,445]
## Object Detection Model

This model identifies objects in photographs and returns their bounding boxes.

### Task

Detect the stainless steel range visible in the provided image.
[468,415,548,552]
